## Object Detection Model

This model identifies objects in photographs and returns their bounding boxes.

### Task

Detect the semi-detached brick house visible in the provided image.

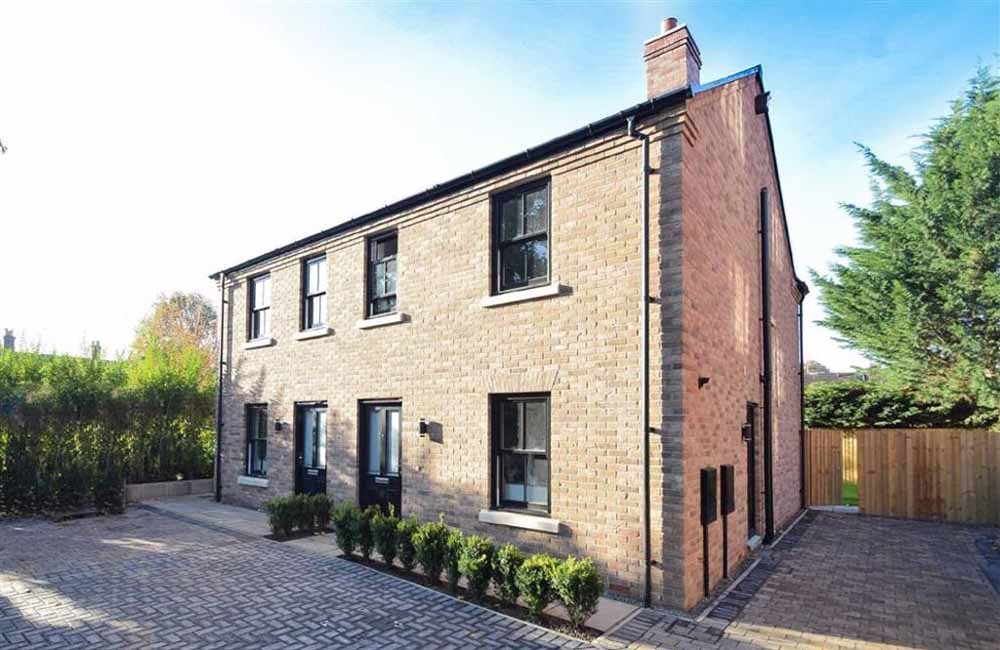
[210,18,807,610]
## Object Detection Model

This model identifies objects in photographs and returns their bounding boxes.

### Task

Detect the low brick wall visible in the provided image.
[126,478,214,503]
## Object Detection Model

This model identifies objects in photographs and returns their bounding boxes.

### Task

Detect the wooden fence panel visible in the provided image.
[805,429,842,506]
[810,428,1000,524]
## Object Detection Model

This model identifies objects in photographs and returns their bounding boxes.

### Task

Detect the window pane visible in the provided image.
[375,263,386,296]
[376,235,397,260]
[367,408,381,474]
[257,409,268,440]
[256,309,269,337]
[316,257,327,293]
[500,243,526,289]
[386,409,400,475]
[524,400,547,451]
[303,411,315,468]
[524,188,547,234]
[526,237,549,281]
[501,453,526,503]
[384,259,397,295]
[315,410,327,469]
[501,400,520,449]
[499,197,521,241]
[527,456,548,506]
[317,294,327,326]
[253,276,271,309]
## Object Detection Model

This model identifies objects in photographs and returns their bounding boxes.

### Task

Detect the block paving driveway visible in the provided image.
[1,502,998,649]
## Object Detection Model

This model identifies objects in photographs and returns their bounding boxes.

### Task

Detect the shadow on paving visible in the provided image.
[606,511,1000,650]
[0,509,592,649]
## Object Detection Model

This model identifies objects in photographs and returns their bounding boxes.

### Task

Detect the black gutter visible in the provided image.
[209,86,692,280]
[760,187,775,544]
[626,116,652,609]
[214,274,226,503]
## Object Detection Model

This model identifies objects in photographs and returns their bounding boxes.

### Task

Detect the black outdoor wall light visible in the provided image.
[419,418,428,437]
[698,376,711,389]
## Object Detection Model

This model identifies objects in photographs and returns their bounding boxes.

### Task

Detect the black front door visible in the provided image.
[744,402,758,539]
[359,402,401,515]
[295,403,327,495]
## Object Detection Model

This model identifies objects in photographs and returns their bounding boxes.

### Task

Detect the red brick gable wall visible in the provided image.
[678,73,803,608]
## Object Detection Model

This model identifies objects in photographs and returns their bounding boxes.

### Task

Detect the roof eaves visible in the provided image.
[209,84,692,280]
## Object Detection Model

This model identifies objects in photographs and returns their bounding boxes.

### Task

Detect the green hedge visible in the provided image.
[804,380,988,429]
[0,349,214,515]
[327,501,604,630]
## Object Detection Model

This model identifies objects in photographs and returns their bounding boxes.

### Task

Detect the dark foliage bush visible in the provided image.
[445,527,463,594]
[459,535,495,601]
[804,380,986,429]
[395,514,420,572]
[357,506,378,560]
[266,496,296,537]
[413,516,450,585]
[312,494,332,530]
[516,554,559,620]
[372,506,399,566]
[492,543,526,606]
[550,556,601,628]
[0,350,214,516]
[332,502,359,555]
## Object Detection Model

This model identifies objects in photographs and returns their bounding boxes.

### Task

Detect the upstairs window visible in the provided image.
[302,255,327,330]
[249,274,271,340]
[367,232,397,317]
[246,404,268,477]
[492,394,550,513]
[493,180,550,293]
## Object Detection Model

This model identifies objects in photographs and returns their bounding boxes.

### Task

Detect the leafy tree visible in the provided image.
[803,360,831,375]
[804,380,983,429]
[132,292,217,388]
[812,67,1000,425]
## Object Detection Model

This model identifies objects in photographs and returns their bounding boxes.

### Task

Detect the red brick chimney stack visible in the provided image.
[643,17,702,98]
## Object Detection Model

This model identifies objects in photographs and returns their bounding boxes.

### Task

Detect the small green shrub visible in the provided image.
[312,494,332,531]
[357,506,378,560]
[458,535,495,601]
[291,495,315,531]
[516,554,559,620]
[265,496,295,538]
[492,543,526,606]
[331,502,359,555]
[396,515,420,572]
[550,556,602,629]
[445,528,464,594]
[413,515,450,585]
[371,506,399,566]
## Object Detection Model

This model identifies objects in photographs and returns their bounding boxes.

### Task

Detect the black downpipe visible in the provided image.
[627,116,652,608]
[214,275,226,503]
[760,188,775,544]
[797,299,806,510]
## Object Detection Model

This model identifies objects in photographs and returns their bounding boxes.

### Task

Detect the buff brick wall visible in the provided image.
[217,108,686,604]
[676,74,803,609]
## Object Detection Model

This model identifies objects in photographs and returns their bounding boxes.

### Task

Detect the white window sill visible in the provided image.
[480,280,563,308]
[294,327,334,341]
[356,312,408,330]
[243,337,275,350]
[478,509,560,534]
[237,475,269,488]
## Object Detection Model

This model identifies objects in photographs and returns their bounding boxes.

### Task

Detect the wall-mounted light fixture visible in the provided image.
[698,376,711,389]
[274,420,283,432]
[418,418,428,437]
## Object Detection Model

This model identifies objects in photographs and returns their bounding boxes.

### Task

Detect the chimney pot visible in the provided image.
[663,17,678,32]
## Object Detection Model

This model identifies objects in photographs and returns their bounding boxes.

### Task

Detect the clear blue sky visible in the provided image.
[1,1,997,369]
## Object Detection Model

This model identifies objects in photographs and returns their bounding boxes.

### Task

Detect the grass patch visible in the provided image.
[842,481,859,506]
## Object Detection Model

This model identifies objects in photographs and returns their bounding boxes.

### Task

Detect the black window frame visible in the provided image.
[366,231,398,318]
[301,255,327,331]
[490,393,551,515]
[491,178,551,295]
[245,403,268,477]
[248,273,271,340]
